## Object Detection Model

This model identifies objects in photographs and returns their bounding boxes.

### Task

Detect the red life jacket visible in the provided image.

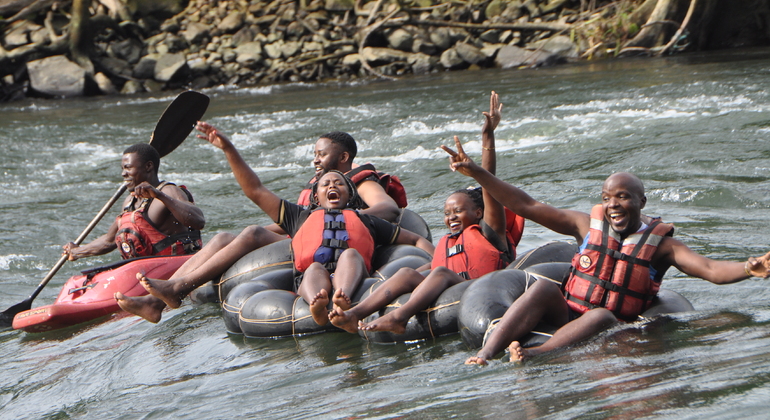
[114,182,203,259]
[297,163,408,208]
[431,224,507,280]
[505,207,525,259]
[563,205,674,321]
[291,209,376,273]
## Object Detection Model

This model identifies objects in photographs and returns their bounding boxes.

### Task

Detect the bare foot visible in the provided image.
[309,289,330,326]
[358,313,407,334]
[509,341,539,362]
[331,288,352,311]
[138,272,184,309]
[329,306,359,333]
[115,292,167,323]
[464,356,489,365]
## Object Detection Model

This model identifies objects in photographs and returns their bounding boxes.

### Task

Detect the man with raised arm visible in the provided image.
[116,125,405,323]
[442,138,770,364]
[62,143,205,261]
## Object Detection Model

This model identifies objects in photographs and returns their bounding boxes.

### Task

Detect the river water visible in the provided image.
[2,48,770,419]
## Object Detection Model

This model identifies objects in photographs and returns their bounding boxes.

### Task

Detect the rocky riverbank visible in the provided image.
[0,0,766,102]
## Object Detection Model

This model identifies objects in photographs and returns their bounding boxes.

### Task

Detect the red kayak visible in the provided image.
[12,255,191,333]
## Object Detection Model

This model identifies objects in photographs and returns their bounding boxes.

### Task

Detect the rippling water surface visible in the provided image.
[2,48,770,419]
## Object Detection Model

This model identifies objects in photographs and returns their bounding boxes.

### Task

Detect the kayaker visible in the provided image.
[329,91,522,334]
[118,125,433,325]
[115,123,405,322]
[62,143,205,261]
[443,141,770,364]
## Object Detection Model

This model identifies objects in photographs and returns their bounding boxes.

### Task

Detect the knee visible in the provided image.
[431,266,453,277]
[338,248,363,262]
[241,225,266,238]
[209,232,237,247]
[587,308,618,325]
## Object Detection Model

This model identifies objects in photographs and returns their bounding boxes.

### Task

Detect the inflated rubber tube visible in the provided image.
[222,268,294,334]
[238,276,381,338]
[397,209,432,243]
[458,269,539,349]
[358,280,473,343]
[217,239,293,302]
[235,247,431,338]
[464,262,697,351]
[508,241,578,270]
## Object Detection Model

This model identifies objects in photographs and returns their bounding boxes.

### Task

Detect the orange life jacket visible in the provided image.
[114,182,202,259]
[297,164,408,208]
[291,209,376,273]
[563,205,674,321]
[431,224,507,280]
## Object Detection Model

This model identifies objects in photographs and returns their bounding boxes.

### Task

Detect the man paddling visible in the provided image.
[116,124,404,323]
[441,138,770,364]
[62,143,205,261]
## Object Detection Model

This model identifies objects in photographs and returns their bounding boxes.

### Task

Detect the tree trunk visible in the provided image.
[623,0,679,49]
[69,0,94,75]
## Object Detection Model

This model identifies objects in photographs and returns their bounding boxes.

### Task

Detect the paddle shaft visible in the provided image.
[27,182,128,302]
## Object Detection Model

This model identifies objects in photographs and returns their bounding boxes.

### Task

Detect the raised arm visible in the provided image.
[479,91,506,241]
[196,121,282,221]
[657,237,770,284]
[442,137,589,242]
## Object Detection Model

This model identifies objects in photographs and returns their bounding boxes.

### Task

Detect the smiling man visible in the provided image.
[441,139,770,365]
[62,143,205,261]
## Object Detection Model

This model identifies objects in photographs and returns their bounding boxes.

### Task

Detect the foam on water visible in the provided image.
[0,254,34,270]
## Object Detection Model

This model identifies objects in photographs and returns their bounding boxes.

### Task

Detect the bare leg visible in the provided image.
[330,267,425,333]
[115,292,167,323]
[140,225,284,307]
[298,262,333,325]
[465,279,571,365]
[169,232,237,278]
[360,267,464,334]
[509,308,618,362]
[328,249,367,303]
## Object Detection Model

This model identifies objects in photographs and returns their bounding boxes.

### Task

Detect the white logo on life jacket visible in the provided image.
[121,242,131,254]
[579,255,592,269]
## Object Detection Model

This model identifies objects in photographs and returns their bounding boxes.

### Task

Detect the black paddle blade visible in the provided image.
[0,298,32,327]
[149,91,210,158]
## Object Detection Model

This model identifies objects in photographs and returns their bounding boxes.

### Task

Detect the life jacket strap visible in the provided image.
[447,244,464,257]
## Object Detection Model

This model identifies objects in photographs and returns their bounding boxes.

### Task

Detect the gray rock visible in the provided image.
[430,27,452,50]
[154,52,188,82]
[479,30,500,44]
[98,56,133,78]
[4,21,42,48]
[218,11,245,34]
[408,53,436,75]
[388,29,413,52]
[27,55,85,98]
[495,45,562,68]
[232,26,257,46]
[29,27,50,45]
[412,38,438,55]
[455,42,485,64]
[183,22,210,44]
[121,79,144,95]
[527,35,578,59]
[281,41,301,58]
[162,34,189,53]
[440,47,465,69]
[264,41,283,59]
[132,55,158,79]
[94,72,117,95]
[187,57,210,76]
[110,38,144,64]
[234,42,263,66]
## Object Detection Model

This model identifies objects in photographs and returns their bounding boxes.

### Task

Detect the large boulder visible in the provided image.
[154,52,188,82]
[27,55,85,98]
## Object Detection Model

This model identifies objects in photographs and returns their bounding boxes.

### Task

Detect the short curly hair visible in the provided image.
[310,169,365,209]
[319,131,357,160]
[123,143,160,172]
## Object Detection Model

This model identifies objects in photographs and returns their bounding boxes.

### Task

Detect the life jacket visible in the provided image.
[291,209,376,273]
[562,205,674,321]
[114,181,203,259]
[505,207,525,260]
[297,163,408,208]
[431,224,507,280]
